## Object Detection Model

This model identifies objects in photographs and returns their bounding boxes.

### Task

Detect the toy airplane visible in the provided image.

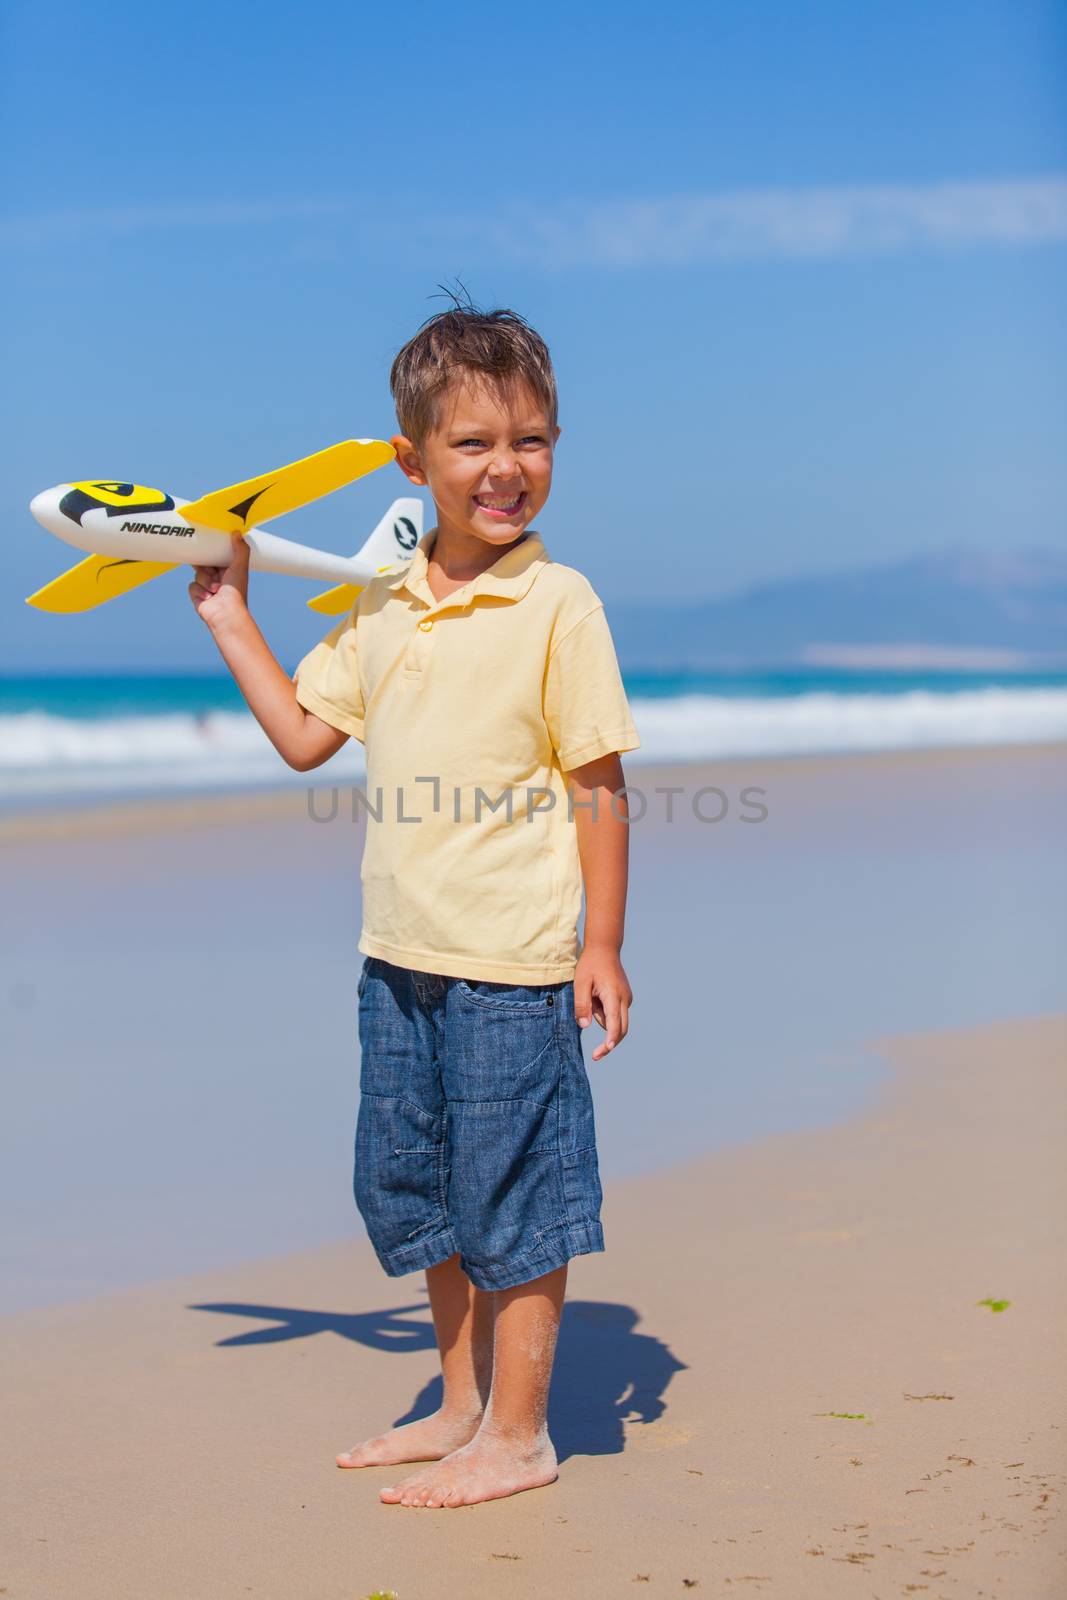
[26,439,422,616]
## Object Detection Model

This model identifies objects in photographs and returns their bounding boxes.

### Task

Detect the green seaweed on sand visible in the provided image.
[977,1297,1011,1313]
[362,1592,399,1599]
[816,1411,872,1423]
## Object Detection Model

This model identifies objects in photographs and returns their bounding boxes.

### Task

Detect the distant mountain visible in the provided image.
[607,546,1067,671]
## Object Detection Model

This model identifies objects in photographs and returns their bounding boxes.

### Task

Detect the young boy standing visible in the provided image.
[189,306,639,1508]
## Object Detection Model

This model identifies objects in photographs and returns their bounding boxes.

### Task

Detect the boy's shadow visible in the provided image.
[190,1297,686,1461]
[387,1301,687,1460]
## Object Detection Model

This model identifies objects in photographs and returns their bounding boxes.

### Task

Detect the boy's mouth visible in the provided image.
[473,491,527,520]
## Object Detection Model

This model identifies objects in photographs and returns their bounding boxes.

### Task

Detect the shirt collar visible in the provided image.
[384,528,550,610]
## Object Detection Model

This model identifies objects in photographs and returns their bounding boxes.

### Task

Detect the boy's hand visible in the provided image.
[188,534,250,631]
[574,944,632,1062]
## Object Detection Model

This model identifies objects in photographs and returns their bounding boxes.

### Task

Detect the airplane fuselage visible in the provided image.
[30,483,381,585]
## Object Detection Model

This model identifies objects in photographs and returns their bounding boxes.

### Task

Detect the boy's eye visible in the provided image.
[452,434,549,450]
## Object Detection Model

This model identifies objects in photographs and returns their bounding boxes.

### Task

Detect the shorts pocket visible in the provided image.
[446,990,561,1105]
[447,1091,566,1275]
[455,978,560,1012]
[556,1016,604,1222]
[357,957,373,1000]
[353,1093,448,1255]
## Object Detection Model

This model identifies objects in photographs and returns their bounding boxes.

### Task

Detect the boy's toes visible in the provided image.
[338,1447,376,1468]
[382,1469,430,1507]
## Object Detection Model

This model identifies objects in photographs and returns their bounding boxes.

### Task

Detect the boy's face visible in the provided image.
[392,374,559,550]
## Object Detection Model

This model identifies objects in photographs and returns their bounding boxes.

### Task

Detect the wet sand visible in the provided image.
[4,744,1065,1313]
[2,1013,1064,1598]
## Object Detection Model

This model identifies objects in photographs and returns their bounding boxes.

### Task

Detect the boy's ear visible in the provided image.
[390,434,427,487]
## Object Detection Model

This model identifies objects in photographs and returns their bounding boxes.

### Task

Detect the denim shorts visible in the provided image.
[353,957,605,1292]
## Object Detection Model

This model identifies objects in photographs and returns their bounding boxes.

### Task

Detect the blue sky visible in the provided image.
[2,0,1065,671]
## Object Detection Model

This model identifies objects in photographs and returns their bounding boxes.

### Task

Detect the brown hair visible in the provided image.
[390,301,558,445]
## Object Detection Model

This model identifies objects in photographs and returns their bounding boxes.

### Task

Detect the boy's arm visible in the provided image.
[566,751,632,1062]
[189,536,349,772]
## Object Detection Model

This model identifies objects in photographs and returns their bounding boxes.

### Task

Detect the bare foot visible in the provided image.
[336,1408,483,1469]
[379,1426,558,1507]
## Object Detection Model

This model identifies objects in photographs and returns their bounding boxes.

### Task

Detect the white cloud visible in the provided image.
[3,177,1065,265]
[466,176,1067,267]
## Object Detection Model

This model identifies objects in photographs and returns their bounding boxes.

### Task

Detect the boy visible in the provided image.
[189,305,639,1508]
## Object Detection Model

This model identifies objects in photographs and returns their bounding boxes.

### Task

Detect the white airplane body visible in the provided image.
[26,439,421,616]
[30,485,422,587]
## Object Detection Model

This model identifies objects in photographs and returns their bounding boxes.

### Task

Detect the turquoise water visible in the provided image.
[4,666,1067,717]
[2,669,1065,808]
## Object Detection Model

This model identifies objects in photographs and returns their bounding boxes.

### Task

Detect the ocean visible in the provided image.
[2,668,1066,808]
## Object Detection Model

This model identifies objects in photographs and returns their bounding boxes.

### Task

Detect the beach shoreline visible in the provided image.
[3,1011,1064,1597]
[3,741,1065,1317]
[0,737,1063,840]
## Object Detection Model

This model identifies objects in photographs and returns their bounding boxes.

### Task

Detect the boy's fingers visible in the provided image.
[602,991,624,1057]
[225,534,250,570]
[192,566,222,595]
[221,536,251,597]
[574,973,594,1028]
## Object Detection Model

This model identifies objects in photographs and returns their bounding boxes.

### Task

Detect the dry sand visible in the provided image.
[3,1012,1064,1599]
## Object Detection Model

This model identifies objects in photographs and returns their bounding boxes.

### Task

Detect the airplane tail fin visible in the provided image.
[353,497,424,571]
[307,498,423,614]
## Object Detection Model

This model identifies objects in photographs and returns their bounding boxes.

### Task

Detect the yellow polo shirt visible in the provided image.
[293,528,640,982]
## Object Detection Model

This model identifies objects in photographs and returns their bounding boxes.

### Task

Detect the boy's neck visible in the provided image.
[428,520,529,583]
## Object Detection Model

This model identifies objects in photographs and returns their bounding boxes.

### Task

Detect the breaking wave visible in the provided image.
[1,685,1065,805]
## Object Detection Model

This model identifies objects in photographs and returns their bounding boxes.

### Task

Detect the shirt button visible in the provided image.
[418,619,433,632]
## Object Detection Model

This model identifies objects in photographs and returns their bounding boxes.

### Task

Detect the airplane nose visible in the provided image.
[29,486,69,529]
[29,489,54,525]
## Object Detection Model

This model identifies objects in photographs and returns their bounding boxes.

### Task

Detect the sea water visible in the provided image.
[2,668,1067,808]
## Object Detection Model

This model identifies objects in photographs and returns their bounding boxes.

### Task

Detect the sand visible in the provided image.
[3,1012,1064,1599]
[5,744,1065,1316]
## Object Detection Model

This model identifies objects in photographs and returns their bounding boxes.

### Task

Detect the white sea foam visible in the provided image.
[0,711,364,801]
[1,688,1065,802]
[628,687,1067,761]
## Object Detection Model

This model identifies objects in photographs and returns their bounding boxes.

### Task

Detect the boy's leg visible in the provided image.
[337,1253,493,1467]
[380,1262,566,1507]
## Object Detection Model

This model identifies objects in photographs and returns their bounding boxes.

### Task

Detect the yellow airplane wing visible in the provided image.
[180,439,395,535]
[307,582,364,615]
[25,554,177,613]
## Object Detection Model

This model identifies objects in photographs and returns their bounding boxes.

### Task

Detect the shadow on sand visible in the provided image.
[189,1297,687,1461]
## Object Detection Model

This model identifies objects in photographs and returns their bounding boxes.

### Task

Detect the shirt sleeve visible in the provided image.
[292,609,366,743]
[544,604,640,770]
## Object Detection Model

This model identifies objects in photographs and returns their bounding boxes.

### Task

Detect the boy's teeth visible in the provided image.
[478,494,522,509]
